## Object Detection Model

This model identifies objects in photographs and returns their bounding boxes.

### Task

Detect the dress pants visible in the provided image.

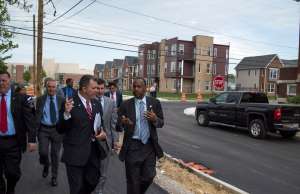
[66,142,101,194]
[125,139,156,194]
[38,125,62,178]
[0,137,21,194]
[93,151,112,194]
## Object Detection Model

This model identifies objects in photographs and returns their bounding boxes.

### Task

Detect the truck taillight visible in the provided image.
[274,108,282,121]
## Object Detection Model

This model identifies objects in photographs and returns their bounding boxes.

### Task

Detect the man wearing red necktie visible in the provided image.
[57,75,106,194]
[0,71,37,194]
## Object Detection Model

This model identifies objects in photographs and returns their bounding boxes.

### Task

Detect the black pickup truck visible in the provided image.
[195,91,300,139]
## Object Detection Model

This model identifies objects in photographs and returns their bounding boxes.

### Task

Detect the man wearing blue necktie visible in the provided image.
[36,78,64,187]
[118,77,164,194]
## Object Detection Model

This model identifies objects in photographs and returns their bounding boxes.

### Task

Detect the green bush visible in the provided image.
[287,96,300,104]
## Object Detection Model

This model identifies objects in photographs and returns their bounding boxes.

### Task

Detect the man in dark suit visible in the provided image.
[62,78,76,99]
[36,78,64,186]
[104,81,123,108]
[0,71,37,194]
[57,75,106,194]
[118,77,164,194]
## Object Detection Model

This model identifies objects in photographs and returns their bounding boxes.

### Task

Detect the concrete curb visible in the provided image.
[154,169,194,194]
[163,153,249,194]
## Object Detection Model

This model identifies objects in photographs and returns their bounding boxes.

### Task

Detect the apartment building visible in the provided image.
[122,56,139,90]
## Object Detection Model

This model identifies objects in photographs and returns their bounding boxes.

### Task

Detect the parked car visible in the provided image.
[195,91,300,139]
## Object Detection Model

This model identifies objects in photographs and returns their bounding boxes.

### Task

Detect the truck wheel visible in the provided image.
[280,131,297,139]
[197,111,209,126]
[249,119,267,139]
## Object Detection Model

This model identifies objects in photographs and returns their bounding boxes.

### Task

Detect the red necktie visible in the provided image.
[0,94,8,133]
[86,101,92,120]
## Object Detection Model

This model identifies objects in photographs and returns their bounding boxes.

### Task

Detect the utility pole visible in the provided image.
[32,14,36,95]
[36,0,44,96]
[297,0,300,81]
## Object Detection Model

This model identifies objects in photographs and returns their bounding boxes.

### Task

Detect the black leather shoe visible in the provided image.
[51,177,57,187]
[42,166,49,178]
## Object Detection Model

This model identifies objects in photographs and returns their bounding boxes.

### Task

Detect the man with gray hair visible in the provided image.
[36,78,64,187]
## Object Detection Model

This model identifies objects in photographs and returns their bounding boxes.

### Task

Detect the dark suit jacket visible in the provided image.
[36,94,64,128]
[118,96,164,161]
[10,89,37,152]
[57,93,104,166]
[62,87,76,98]
[104,90,123,108]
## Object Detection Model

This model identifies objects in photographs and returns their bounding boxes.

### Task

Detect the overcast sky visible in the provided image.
[6,0,300,74]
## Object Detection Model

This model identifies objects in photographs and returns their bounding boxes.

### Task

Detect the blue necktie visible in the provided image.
[50,96,57,124]
[139,101,150,144]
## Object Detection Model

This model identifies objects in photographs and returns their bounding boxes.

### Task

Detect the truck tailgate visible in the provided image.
[281,106,300,123]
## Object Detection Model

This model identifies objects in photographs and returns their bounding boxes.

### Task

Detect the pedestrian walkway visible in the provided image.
[16,152,168,194]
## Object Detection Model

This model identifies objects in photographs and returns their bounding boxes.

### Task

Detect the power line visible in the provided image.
[4,24,296,63]
[95,0,297,50]
[60,0,97,22]
[45,0,85,25]
[4,24,138,47]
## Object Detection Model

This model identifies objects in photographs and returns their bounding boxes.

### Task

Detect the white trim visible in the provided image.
[287,84,297,96]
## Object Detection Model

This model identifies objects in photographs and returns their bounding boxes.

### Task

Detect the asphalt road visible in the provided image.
[15,152,168,194]
[159,102,300,194]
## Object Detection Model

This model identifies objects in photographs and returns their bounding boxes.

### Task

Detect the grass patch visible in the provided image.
[123,90,214,100]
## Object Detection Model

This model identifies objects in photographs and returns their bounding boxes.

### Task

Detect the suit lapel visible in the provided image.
[128,98,136,128]
[103,97,109,121]
[10,89,16,116]
[73,94,88,119]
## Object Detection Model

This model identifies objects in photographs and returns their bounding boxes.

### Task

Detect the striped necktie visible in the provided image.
[139,101,150,144]
[86,101,92,120]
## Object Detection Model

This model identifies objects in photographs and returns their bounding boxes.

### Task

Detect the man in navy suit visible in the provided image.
[57,75,106,194]
[0,71,37,194]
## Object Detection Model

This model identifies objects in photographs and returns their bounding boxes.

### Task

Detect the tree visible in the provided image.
[0,1,31,71]
[23,70,31,83]
[228,74,236,83]
[41,69,46,79]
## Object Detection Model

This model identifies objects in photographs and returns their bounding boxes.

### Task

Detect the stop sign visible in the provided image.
[213,75,225,90]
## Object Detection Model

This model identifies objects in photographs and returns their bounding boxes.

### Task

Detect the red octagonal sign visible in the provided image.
[213,75,225,90]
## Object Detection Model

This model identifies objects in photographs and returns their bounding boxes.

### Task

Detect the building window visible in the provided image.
[193,48,196,59]
[165,46,168,56]
[214,48,217,57]
[171,44,177,56]
[287,84,297,96]
[147,50,151,59]
[269,68,279,80]
[209,47,213,57]
[248,70,251,76]
[206,64,211,74]
[212,64,217,74]
[254,83,256,89]
[226,48,229,60]
[170,62,176,72]
[151,64,155,74]
[173,79,177,90]
[198,63,201,73]
[164,62,167,73]
[179,44,184,55]
[268,83,275,93]
[204,81,211,91]
[254,69,257,76]
[152,50,156,59]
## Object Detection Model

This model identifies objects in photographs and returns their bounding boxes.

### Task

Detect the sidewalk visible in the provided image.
[16,152,168,194]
